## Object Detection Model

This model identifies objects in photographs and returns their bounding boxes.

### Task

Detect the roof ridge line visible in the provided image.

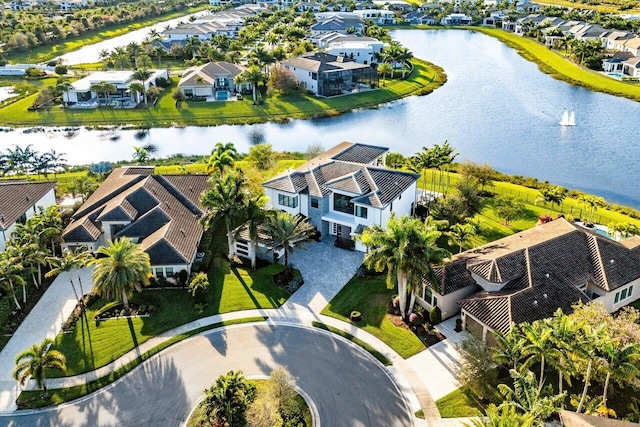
[525,247,533,288]
[590,234,610,291]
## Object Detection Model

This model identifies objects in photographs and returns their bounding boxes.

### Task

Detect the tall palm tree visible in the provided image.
[492,325,526,371]
[128,82,146,106]
[447,223,476,253]
[12,338,66,397]
[206,142,239,176]
[46,249,83,303]
[235,66,265,105]
[89,238,151,314]
[575,324,604,413]
[241,197,272,269]
[201,170,248,261]
[357,214,450,319]
[0,255,25,310]
[599,341,640,409]
[264,211,314,269]
[377,62,392,86]
[549,311,582,404]
[520,321,561,391]
[464,404,535,427]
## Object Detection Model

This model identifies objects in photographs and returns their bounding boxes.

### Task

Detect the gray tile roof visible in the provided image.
[0,181,56,229]
[447,219,640,333]
[263,142,417,209]
[63,168,209,267]
[178,61,245,87]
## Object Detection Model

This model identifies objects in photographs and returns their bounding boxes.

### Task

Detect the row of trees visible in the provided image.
[0,145,67,179]
[459,303,640,423]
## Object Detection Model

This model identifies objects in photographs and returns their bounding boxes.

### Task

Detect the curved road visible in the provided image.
[3,324,412,427]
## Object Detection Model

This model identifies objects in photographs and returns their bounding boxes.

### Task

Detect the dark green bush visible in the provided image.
[0,297,14,334]
[429,306,442,325]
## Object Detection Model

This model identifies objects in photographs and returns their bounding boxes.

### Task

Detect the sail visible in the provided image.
[559,110,570,125]
[569,111,576,126]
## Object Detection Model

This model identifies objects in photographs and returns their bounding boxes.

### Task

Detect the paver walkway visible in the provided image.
[0,239,470,426]
[0,267,92,412]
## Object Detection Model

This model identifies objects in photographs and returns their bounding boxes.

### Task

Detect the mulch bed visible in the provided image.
[387,312,445,347]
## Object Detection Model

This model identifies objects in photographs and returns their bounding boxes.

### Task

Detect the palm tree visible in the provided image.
[89,238,151,315]
[235,66,265,105]
[548,311,582,404]
[492,326,526,370]
[46,249,83,303]
[202,370,256,427]
[200,170,248,261]
[464,404,535,427]
[128,82,146,106]
[69,176,98,203]
[241,197,272,269]
[447,223,476,253]
[206,142,239,176]
[357,214,450,319]
[575,324,604,413]
[398,46,413,78]
[377,62,392,86]
[90,81,116,104]
[599,341,640,409]
[520,321,560,391]
[12,338,66,397]
[0,255,25,310]
[578,195,606,223]
[263,211,314,270]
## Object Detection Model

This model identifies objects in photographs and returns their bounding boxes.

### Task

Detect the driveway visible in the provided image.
[281,238,363,313]
[4,324,412,427]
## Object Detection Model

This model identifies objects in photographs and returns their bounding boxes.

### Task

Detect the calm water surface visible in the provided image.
[3,30,639,207]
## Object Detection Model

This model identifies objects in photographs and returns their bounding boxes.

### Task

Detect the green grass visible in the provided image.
[415,409,425,419]
[435,388,484,418]
[48,262,288,377]
[186,378,313,427]
[532,0,640,14]
[311,322,393,366]
[472,27,640,102]
[16,316,268,409]
[321,276,426,359]
[6,5,210,64]
[0,59,445,127]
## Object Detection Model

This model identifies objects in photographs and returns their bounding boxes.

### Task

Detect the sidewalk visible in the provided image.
[0,267,92,412]
[0,243,467,424]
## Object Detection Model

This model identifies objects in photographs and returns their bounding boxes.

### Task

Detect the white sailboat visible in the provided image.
[559,110,576,126]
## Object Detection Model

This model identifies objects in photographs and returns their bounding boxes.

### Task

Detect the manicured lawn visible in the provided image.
[435,388,484,418]
[48,262,288,377]
[321,276,426,359]
[0,59,445,127]
[472,27,640,102]
[17,316,267,409]
[6,5,210,64]
[531,0,640,14]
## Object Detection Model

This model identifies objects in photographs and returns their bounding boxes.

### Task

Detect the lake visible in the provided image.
[3,29,640,208]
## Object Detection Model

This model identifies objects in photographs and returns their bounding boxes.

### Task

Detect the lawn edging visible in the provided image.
[16,316,268,409]
[311,321,392,366]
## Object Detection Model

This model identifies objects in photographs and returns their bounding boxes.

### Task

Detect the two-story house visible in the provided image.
[415,218,640,342]
[178,61,250,101]
[261,142,418,252]
[62,167,210,278]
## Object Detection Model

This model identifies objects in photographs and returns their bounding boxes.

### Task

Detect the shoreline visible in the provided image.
[0,59,447,129]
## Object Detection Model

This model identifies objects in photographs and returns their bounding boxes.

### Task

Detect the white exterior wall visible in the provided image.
[597,278,640,312]
[1,189,56,252]
[151,264,190,278]
[101,221,132,242]
[283,65,318,94]
[264,188,302,216]
[326,44,383,64]
[300,194,309,217]
[61,239,102,252]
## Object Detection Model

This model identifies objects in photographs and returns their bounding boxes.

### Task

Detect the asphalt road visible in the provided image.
[2,324,412,427]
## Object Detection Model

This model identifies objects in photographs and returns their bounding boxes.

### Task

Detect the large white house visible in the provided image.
[177,61,250,101]
[415,219,640,341]
[260,142,418,253]
[352,9,396,24]
[0,182,57,252]
[327,39,386,65]
[61,69,168,107]
[62,167,210,278]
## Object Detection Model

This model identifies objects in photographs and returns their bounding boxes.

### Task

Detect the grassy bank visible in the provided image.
[6,5,210,64]
[0,59,445,128]
[472,27,640,102]
[16,316,268,409]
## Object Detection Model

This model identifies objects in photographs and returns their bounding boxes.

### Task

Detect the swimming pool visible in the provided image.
[607,73,623,80]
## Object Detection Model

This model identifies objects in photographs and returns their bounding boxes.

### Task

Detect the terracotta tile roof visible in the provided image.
[0,181,56,229]
[63,168,208,266]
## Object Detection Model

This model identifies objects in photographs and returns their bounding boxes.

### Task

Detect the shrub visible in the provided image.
[350,311,362,322]
[0,297,14,334]
[54,65,68,75]
[409,312,422,327]
[155,77,171,88]
[429,306,442,325]
[455,318,463,332]
[25,67,45,78]
[178,269,188,286]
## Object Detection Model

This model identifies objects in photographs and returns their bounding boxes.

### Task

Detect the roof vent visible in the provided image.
[533,300,538,305]
[180,228,185,236]
[543,293,548,299]
[610,259,615,264]
[545,273,550,279]
[26,194,30,201]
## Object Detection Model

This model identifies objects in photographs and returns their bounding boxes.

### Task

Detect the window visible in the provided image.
[615,285,634,304]
[433,296,438,307]
[355,205,368,218]
[155,268,163,278]
[333,193,354,214]
[278,194,298,208]
[423,286,432,303]
[311,72,317,80]
[166,267,174,277]
[311,198,319,209]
